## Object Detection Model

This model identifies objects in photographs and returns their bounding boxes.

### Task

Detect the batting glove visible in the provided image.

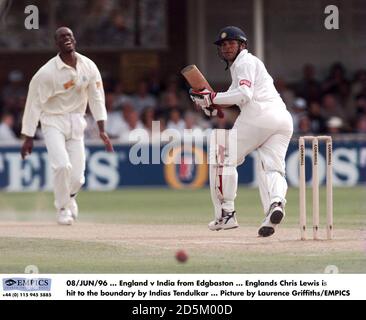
[189,88,217,117]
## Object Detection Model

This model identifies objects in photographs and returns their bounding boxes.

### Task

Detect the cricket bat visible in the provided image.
[181,65,224,118]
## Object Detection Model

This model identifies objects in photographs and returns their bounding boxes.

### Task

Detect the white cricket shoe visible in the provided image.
[69,197,78,220]
[208,210,239,231]
[258,202,285,237]
[57,208,73,225]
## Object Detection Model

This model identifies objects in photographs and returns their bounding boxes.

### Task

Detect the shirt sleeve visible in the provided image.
[213,62,255,105]
[21,77,42,137]
[212,88,246,106]
[88,62,107,122]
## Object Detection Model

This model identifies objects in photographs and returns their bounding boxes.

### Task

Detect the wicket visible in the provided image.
[299,136,333,240]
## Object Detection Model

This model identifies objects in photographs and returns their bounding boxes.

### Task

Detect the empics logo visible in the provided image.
[4,279,16,286]
[2,278,51,291]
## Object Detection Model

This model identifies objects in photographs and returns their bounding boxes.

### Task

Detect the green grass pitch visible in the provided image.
[0,186,365,273]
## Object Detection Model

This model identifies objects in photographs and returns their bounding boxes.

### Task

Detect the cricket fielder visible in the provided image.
[21,27,114,225]
[190,26,293,237]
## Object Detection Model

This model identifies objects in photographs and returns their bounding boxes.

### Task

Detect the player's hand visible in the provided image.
[202,105,219,117]
[21,136,34,160]
[189,88,218,117]
[189,88,216,108]
[99,132,114,152]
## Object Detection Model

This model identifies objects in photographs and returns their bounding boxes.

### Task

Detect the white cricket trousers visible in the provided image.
[210,101,293,220]
[41,113,86,210]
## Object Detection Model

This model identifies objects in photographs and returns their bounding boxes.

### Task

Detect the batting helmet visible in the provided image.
[214,26,247,45]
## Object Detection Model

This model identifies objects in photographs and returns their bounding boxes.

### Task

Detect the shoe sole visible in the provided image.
[209,225,239,231]
[270,210,284,224]
[222,225,239,230]
[57,221,73,226]
[209,227,221,231]
[258,226,275,237]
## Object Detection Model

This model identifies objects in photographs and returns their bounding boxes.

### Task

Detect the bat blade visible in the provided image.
[181,65,213,91]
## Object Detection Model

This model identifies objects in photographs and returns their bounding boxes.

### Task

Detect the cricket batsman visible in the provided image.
[21,27,114,225]
[190,26,293,237]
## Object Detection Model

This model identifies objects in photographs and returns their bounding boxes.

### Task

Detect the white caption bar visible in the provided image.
[1,274,365,300]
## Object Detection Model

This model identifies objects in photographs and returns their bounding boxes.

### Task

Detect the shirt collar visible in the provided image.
[230,49,248,70]
[55,52,79,70]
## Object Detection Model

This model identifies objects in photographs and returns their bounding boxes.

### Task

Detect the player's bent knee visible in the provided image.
[71,175,85,186]
[222,166,237,176]
[266,168,285,177]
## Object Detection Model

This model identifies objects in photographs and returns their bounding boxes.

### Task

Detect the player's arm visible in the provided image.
[20,77,43,159]
[213,62,255,105]
[97,120,114,152]
[87,62,114,152]
[189,63,255,111]
[21,136,34,160]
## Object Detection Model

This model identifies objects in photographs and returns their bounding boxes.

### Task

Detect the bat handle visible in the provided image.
[213,105,224,119]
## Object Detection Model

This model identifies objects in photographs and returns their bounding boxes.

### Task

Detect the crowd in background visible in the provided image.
[276,63,366,135]
[0,62,366,143]
[0,0,166,49]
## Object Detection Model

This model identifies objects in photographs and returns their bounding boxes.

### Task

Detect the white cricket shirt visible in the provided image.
[213,49,283,108]
[21,52,107,137]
